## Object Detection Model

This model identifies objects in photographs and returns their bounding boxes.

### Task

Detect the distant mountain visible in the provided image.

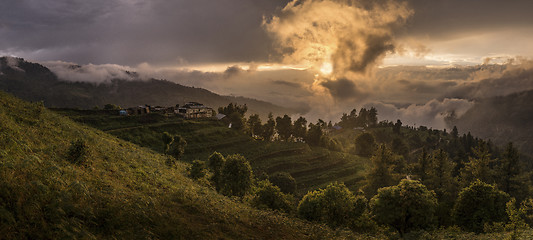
[0,57,297,117]
[452,90,533,156]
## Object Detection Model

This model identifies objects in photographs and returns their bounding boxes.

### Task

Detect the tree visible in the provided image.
[367,107,378,127]
[425,149,457,226]
[453,180,510,233]
[103,103,120,110]
[260,113,275,141]
[269,172,297,194]
[364,145,398,198]
[393,119,402,135]
[207,152,225,191]
[460,143,495,186]
[391,137,409,159]
[220,154,253,197]
[167,135,187,165]
[275,115,293,141]
[162,132,173,153]
[496,142,524,199]
[218,103,247,116]
[228,112,244,130]
[370,179,437,236]
[298,182,366,228]
[413,148,430,182]
[306,122,323,146]
[189,160,207,180]
[355,132,376,157]
[251,180,293,213]
[292,116,307,140]
[247,114,262,136]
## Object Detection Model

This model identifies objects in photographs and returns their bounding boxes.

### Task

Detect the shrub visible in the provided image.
[453,180,510,233]
[370,179,437,236]
[67,139,89,164]
[207,152,225,191]
[220,154,253,197]
[269,172,297,194]
[298,182,367,228]
[166,135,186,166]
[251,180,293,213]
[189,160,207,180]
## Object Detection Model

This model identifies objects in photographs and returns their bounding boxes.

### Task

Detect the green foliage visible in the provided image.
[167,135,187,165]
[496,142,526,200]
[103,103,120,110]
[292,116,307,140]
[364,145,398,198]
[460,143,495,186]
[247,114,262,136]
[228,112,245,130]
[275,115,293,141]
[260,113,276,141]
[207,152,226,191]
[298,182,367,229]
[355,132,376,157]
[306,122,323,146]
[162,131,173,152]
[221,154,253,197]
[453,180,510,233]
[189,160,207,180]
[370,179,437,236]
[269,172,297,194]
[0,91,355,239]
[391,137,409,159]
[218,103,247,117]
[251,180,293,213]
[67,139,90,164]
[425,149,458,226]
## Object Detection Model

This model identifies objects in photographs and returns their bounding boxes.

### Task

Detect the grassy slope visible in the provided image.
[0,91,362,239]
[54,109,371,196]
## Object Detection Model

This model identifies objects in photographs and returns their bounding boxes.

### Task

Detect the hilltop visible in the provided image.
[0,56,297,118]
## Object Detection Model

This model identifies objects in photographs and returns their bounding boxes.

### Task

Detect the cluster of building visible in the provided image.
[119,102,215,119]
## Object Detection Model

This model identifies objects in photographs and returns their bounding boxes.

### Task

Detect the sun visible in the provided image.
[319,62,333,75]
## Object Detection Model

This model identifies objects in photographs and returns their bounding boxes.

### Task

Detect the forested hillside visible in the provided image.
[54,102,533,239]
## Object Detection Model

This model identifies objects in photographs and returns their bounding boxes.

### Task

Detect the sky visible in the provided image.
[2,0,533,129]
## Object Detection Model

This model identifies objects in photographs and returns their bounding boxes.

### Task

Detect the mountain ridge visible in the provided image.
[0,56,298,117]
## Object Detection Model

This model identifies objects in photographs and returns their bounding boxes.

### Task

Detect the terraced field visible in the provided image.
[53,110,372,195]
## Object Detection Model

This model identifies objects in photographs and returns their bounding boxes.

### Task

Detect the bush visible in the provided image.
[67,139,89,164]
[220,154,253,197]
[269,172,297,194]
[370,179,437,236]
[298,182,367,228]
[453,180,510,233]
[167,135,187,166]
[207,152,225,191]
[251,180,293,213]
[189,160,207,180]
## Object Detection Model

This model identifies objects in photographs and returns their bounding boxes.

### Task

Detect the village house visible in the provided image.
[126,105,150,115]
[176,102,214,119]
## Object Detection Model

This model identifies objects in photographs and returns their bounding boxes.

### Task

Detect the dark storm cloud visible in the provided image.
[406,0,533,39]
[272,80,302,88]
[0,0,290,65]
[320,78,367,101]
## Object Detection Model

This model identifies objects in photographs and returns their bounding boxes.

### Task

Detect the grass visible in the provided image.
[2,92,365,239]
[53,109,373,196]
